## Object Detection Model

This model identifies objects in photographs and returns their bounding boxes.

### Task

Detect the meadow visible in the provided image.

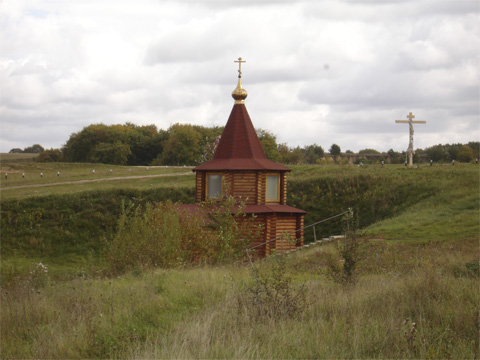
[1,160,479,359]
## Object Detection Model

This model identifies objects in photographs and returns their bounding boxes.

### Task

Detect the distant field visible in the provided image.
[0,161,195,200]
[0,152,39,162]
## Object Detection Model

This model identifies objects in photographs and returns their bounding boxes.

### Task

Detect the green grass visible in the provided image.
[1,161,194,200]
[1,162,479,358]
[1,240,478,359]
[288,163,479,242]
[0,152,39,162]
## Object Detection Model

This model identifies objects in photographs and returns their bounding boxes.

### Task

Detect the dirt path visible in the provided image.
[1,172,193,190]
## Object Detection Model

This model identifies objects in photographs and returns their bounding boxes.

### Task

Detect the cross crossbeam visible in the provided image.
[234,57,246,77]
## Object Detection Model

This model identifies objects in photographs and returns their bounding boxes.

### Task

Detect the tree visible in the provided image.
[63,123,167,165]
[9,148,23,153]
[36,149,64,162]
[457,145,476,163]
[447,144,462,161]
[358,148,380,154]
[277,143,304,164]
[329,144,341,156]
[387,149,403,164]
[303,144,324,164]
[257,129,281,162]
[467,142,479,159]
[289,147,304,164]
[91,141,132,165]
[154,124,202,165]
[426,145,448,162]
[63,124,110,162]
[23,144,44,153]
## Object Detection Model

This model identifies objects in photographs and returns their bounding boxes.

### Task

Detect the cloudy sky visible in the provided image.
[1,0,479,154]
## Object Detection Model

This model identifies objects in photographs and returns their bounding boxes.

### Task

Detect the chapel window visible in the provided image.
[207,174,223,199]
[266,175,280,202]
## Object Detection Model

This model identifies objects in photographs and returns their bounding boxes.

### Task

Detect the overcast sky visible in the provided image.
[1,0,479,154]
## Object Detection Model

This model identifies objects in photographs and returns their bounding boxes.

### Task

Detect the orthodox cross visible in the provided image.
[395,112,426,167]
[234,57,246,77]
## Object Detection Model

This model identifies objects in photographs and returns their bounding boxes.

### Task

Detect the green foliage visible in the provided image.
[23,144,45,153]
[63,123,167,165]
[288,173,434,241]
[358,148,380,154]
[91,141,132,165]
[153,124,203,165]
[423,142,478,163]
[36,148,64,162]
[457,145,476,162]
[303,144,324,164]
[328,209,359,284]
[257,129,281,161]
[278,143,304,164]
[108,201,193,273]
[238,254,306,321]
[329,143,341,156]
[426,144,449,162]
[0,187,195,260]
[108,196,257,275]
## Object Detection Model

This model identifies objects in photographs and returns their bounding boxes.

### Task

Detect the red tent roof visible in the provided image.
[194,103,290,171]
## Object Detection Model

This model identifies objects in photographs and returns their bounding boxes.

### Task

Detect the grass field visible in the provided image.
[0,161,194,200]
[1,161,479,358]
[0,152,39,162]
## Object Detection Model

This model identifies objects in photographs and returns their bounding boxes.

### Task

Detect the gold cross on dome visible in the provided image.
[234,57,246,76]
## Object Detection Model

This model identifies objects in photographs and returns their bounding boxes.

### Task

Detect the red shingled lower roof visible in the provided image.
[177,203,306,215]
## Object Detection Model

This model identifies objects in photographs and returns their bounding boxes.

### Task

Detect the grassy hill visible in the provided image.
[1,162,478,358]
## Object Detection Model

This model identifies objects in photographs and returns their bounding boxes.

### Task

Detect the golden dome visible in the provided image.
[232,77,248,104]
[232,57,247,104]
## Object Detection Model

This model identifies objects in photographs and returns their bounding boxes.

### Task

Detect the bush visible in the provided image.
[236,254,306,321]
[108,197,259,274]
[36,148,64,162]
[327,209,360,284]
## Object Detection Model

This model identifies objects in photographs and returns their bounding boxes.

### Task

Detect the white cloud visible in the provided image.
[0,0,478,153]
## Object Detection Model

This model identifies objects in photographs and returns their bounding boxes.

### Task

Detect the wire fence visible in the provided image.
[247,209,350,252]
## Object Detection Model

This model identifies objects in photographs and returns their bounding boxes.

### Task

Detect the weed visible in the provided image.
[401,318,422,358]
[328,209,361,284]
[107,196,258,274]
[28,262,50,289]
[237,254,306,321]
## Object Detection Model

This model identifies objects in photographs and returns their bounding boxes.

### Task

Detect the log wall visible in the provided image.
[231,171,257,204]
[274,214,298,252]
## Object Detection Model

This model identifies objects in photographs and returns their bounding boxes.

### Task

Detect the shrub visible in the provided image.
[327,209,360,284]
[108,201,204,273]
[236,254,306,321]
[35,148,64,162]
[108,197,259,274]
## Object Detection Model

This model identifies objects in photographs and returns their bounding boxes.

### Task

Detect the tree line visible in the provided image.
[12,123,479,165]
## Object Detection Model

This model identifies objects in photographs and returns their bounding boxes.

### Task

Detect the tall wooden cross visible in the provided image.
[234,57,246,77]
[395,112,426,167]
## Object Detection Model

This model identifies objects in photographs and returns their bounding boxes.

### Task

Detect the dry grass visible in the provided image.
[2,239,477,359]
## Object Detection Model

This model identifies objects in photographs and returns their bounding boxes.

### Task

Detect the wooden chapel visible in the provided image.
[181,58,306,257]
